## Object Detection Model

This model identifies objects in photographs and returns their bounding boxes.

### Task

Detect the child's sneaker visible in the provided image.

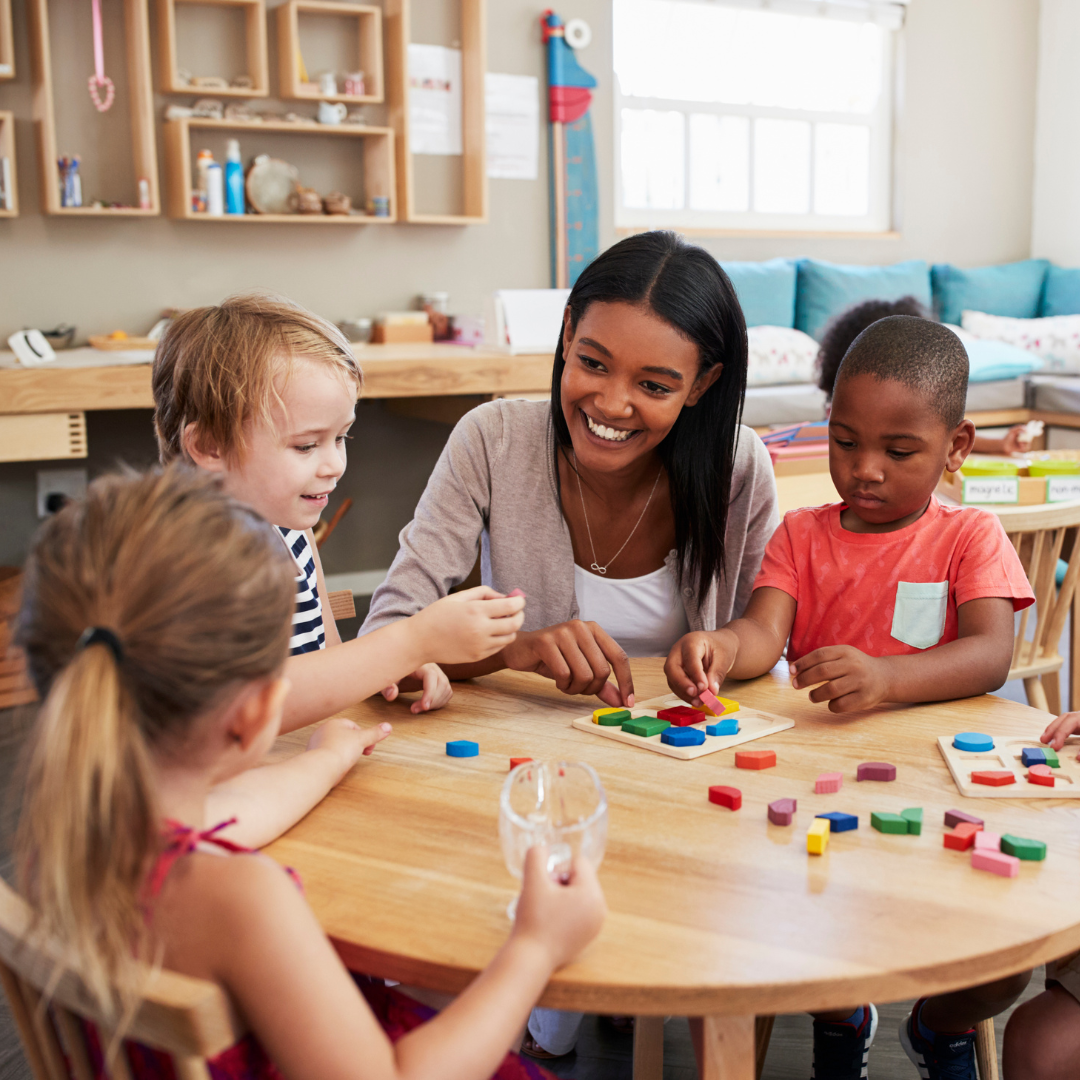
[811,1003,877,1079]
[899,999,977,1080]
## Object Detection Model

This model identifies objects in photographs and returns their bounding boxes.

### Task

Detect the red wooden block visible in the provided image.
[708,785,742,811]
[944,822,982,851]
[735,749,777,770]
[856,762,896,781]
[510,757,533,769]
[657,706,704,727]
[1028,764,1055,787]
[971,770,1016,787]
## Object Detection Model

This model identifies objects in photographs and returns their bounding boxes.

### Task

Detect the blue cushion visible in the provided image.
[719,258,797,328]
[1042,265,1080,317]
[794,259,931,342]
[931,259,1049,325]
[962,338,1042,383]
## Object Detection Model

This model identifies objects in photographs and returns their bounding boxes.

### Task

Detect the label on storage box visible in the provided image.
[1047,477,1080,503]
[963,477,1019,504]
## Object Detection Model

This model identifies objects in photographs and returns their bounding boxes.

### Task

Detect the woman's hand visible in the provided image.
[411,586,526,665]
[664,629,739,703]
[501,621,634,707]
[790,645,891,713]
[1041,711,1080,751]
[381,662,453,713]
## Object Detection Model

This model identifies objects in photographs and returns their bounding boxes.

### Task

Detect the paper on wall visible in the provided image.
[408,44,462,156]
[485,73,540,180]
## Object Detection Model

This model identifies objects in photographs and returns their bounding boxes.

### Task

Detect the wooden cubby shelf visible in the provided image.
[157,0,269,97]
[0,112,17,216]
[277,0,382,104]
[164,116,396,222]
[0,0,13,79]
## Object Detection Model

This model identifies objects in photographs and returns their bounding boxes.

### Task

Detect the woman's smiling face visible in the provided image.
[560,301,720,473]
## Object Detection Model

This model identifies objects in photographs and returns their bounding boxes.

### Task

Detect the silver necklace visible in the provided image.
[573,451,663,575]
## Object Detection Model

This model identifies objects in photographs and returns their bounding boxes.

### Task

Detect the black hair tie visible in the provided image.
[76,626,125,665]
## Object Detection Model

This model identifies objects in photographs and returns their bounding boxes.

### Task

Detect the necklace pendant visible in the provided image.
[591,563,607,575]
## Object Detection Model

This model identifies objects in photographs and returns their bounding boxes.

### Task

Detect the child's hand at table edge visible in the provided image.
[381,662,452,713]
[512,845,606,971]
[789,645,890,713]
[306,717,392,772]
[412,585,526,665]
[664,629,738,705]
[1041,711,1080,750]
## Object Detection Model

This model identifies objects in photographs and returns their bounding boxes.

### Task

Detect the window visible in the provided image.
[614,0,899,233]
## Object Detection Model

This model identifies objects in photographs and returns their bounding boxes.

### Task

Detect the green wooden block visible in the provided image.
[1043,748,1061,769]
[871,812,908,835]
[622,717,671,738]
[900,807,923,835]
[597,709,631,726]
[1001,834,1047,861]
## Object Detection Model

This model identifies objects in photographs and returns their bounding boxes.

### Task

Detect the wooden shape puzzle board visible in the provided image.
[937,735,1080,798]
[571,693,794,760]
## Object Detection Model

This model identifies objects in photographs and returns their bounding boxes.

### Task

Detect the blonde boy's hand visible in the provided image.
[381,662,453,713]
[790,645,890,713]
[306,717,392,776]
[412,586,526,665]
[664,630,738,704]
[1041,711,1080,751]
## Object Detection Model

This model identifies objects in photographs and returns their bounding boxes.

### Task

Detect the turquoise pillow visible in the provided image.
[719,258,797,328]
[794,259,931,342]
[1042,265,1080,317]
[931,259,1049,325]
[963,338,1042,383]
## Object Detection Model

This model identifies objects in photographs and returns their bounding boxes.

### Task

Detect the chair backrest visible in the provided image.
[0,876,245,1080]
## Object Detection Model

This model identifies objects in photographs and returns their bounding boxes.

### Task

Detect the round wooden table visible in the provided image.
[265,661,1080,1079]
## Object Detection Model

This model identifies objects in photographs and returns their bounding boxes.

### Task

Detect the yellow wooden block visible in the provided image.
[593,707,625,725]
[807,818,830,856]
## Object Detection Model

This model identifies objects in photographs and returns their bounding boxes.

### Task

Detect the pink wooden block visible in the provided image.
[972,849,1020,878]
[857,761,896,781]
[815,771,842,794]
[974,831,1001,852]
[768,798,797,826]
[699,688,725,715]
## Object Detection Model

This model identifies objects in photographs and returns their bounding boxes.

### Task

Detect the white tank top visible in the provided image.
[573,562,690,658]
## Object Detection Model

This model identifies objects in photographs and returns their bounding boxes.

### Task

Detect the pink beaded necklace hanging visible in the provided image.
[87,0,115,111]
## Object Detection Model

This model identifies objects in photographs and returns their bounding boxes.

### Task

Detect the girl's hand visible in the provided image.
[665,630,738,703]
[512,845,606,971]
[790,645,890,713]
[306,717,392,774]
[412,586,526,665]
[1041,711,1080,751]
[381,662,453,713]
[500,621,634,708]
[1002,424,1035,455]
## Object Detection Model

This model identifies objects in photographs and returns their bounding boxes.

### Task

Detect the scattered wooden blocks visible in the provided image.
[1021,747,1046,768]
[1028,764,1055,787]
[972,770,1016,787]
[900,808,923,835]
[857,762,896,781]
[1043,748,1061,769]
[509,757,532,769]
[735,749,776,770]
[953,732,995,752]
[657,705,704,727]
[807,818,830,855]
[945,809,984,829]
[768,798,796,826]
[815,771,842,794]
[706,718,739,737]
[1001,834,1047,861]
[944,822,982,851]
[709,785,742,811]
[817,811,858,833]
[972,849,1020,878]
[871,812,908,834]
[974,830,1001,852]
[662,727,706,747]
[594,707,630,726]
[622,717,671,738]
[446,740,479,758]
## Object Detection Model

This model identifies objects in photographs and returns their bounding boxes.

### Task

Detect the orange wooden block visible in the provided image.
[971,770,1016,787]
[510,757,533,769]
[944,822,982,851]
[735,749,776,770]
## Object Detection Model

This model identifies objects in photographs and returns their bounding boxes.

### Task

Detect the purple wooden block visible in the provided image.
[856,761,896,781]
[944,808,985,829]
[767,798,797,826]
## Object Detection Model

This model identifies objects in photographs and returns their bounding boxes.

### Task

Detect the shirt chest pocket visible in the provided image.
[890,580,949,650]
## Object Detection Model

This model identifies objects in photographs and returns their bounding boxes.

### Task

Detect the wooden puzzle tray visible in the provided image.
[571,693,794,760]
[937,734,1080,798]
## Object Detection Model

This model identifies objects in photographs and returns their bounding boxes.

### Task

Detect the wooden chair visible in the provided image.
[0,877,246,1080]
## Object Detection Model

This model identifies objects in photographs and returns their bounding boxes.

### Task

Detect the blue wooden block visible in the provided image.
[706,718,740,737]
[446,739,479,758]
[816,811,858,833]
[953,732,994,753]
[661,727,706,747]
[1021,747,1046,767]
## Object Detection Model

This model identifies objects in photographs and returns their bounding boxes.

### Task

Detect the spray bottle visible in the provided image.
[225,139,244,215]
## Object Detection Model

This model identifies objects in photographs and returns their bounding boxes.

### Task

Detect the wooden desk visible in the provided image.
[264,661,1080,1079]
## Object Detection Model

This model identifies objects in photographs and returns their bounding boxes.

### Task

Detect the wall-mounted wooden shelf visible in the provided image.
[385,0,487,225]
[277,0,382,104]
[157,0,269,97]
[0,0,13,79]
[27,0,160,215]
[164,116,395,222]
[0,112,18,216]
[0,411,87,462]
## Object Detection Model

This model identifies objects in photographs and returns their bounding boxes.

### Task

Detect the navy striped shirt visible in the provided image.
[278,527,325,655]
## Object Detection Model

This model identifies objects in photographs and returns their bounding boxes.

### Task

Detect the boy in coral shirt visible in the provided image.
[666,315,1034,1080]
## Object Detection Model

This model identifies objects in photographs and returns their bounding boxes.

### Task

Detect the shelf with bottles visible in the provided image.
[0,112,17,216]
[164,116,395,222]
[0,0,13,79]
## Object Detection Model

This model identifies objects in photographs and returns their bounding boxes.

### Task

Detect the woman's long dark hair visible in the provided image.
[551,231,748,606]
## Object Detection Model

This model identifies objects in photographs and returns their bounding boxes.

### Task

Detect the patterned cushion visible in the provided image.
[746,325,820,386]
[961,310,1080,374]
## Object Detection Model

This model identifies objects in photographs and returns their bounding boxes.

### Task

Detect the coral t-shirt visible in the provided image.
[753,498,1034,662]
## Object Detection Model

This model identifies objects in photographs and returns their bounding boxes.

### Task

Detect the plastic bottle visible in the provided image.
[206,161,224,216]
[224,139,244,215]
[194,148,214,213]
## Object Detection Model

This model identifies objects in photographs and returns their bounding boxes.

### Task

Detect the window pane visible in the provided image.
[620,108,685,209]
[614,0,883,113]
[814,123,870,216]
[753,119,810,214]
[689,114,749,212]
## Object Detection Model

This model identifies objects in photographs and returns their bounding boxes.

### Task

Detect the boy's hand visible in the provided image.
[1041,711,1080,751]
[306,717,392,776]
[412,586,525,665]
[381,662,452,713]
[664,630,738,704]
[790,645,891,713]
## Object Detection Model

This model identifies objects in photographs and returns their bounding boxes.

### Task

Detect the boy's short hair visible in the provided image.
[835,315,969,429]
[152,293,361,464]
